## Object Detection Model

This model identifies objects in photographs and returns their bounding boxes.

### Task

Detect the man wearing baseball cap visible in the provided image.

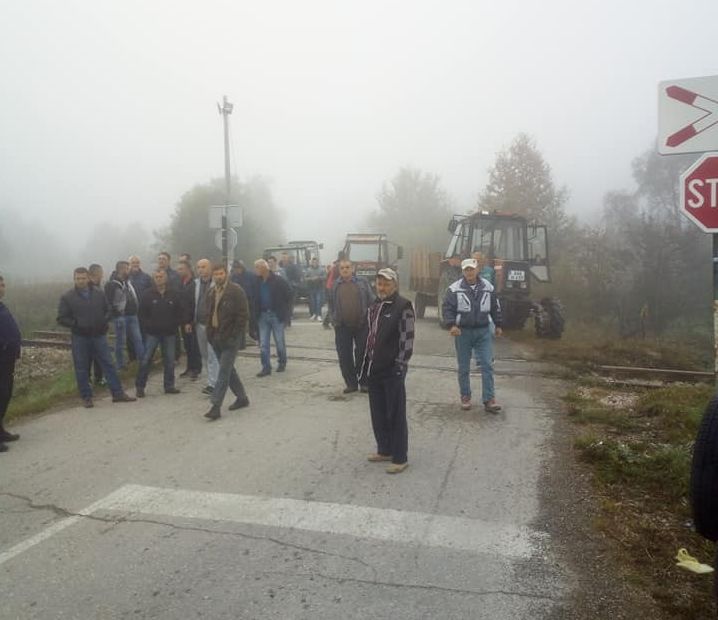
[442,258,503,412]
[358,268,414,474]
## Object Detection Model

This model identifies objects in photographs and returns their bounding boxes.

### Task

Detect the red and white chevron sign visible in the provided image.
[659,75,718,155]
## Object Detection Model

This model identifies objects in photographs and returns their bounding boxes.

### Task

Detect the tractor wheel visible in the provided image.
[500,298,530,330]
[691,397,718,541]
[535,298,565,339]
[415,293,426,319]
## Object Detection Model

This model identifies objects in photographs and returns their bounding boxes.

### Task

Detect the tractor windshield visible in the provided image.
[471,218,526,261]
[348,243,381,263]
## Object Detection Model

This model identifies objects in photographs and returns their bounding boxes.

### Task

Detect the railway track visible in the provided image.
[20,331,714,384]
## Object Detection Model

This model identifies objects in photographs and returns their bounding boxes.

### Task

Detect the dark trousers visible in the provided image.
[136,334,176,390]
[334,324,367,389]
[368,369,408,464]
[0,358,16,426]
[211,339,247,407]
[182,329,202,372]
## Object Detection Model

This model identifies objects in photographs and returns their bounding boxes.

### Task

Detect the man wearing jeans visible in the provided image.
[57,267,136,408]
[194,258,219,394]
[204,262,250,421]
[442,258,503,413]
[105,260,144,370]
[253,259,292,377]
[135,269,185,397]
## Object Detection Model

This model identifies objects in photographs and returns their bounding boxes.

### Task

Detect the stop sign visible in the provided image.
[681,153,718,232]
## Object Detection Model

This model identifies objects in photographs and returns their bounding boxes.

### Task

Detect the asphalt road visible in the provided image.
[0,309,569,619]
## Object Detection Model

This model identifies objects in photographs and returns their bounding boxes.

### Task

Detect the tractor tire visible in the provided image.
[691,396,718,541]
[500,298,530,331]
[415,293,426,319]
[535,298,565,339]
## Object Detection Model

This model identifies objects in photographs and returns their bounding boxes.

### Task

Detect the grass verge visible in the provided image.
[566,383,717,618]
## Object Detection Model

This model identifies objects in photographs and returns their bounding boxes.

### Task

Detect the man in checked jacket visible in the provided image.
[358,268,415,474]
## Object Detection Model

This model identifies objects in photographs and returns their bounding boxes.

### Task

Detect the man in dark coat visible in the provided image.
[253,259,292,377]
[204,262,250,420]
[177,260,201,378]
[230,260,259,347]
[57,267,136,408]
[0,275,22,452]
[135,269,186,397]
[359,269,415,474]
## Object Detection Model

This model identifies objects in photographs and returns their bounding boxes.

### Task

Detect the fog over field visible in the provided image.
[1,0,717,277]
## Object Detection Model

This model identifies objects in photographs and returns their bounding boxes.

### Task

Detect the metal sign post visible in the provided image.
[218,95,234,269]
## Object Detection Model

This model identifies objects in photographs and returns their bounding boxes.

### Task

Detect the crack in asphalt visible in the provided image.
[265,569,559,601]
[0,492,378,580]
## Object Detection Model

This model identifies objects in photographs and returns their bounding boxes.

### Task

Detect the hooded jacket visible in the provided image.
[105,273,139,317]
[442,277,502,329]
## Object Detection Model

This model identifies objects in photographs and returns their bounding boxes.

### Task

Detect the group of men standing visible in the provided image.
[0,247,503,473]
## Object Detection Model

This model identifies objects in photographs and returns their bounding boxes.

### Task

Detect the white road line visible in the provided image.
[0,486,140,567]
[0,484,546,566]
[102,484,545,559]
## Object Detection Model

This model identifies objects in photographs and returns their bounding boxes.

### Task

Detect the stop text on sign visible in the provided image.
[680,153,718,232]
[687,178,718,208]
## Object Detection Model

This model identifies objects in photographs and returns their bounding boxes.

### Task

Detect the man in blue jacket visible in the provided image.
[253,259,292,377]
[442,258,503,412]
[0,275,22,452]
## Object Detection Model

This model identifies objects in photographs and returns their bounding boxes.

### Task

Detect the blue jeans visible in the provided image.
[135,334,176,390]
[455,326,494,403]
[259,311,287,372]
[309,289,324,317]
[71,334,123,399]
[211,339,246,406]
[114,315,145,369]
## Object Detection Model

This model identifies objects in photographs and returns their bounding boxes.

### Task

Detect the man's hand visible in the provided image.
[495,327,503,338]
[449,325,461,337]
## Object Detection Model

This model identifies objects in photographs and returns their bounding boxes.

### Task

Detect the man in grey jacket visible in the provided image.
[332,260,374,394]
[194,258,219,395]
[105,260,144,370]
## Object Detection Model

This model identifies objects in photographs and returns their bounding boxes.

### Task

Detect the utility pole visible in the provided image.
[218,95,233,268]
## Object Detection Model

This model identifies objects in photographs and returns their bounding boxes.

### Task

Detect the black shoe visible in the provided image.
[179,369,191,378]
[343,386,358,394]
[201,385,214,395]
[204,405,221,420]
[112,393,137,403]
[83,398,94,408]
[256,368,271,377]
[165,387,181,394]
[276,365,286,373]
[0,443,7,453]
[136,387,145,398]
[228,396,250,410]
[359,385,369,394]
[0,429,20,442]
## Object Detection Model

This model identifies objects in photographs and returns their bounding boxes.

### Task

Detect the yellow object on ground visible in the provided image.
[675,548,714,574]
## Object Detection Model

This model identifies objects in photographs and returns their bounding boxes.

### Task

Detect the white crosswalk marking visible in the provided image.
[0,484,546,566]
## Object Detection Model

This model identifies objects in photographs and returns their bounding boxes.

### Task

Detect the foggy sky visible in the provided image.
[2,0,717,265]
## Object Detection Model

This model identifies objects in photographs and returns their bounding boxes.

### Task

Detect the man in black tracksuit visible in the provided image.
[359,268,415,474]
[135,269,186,396]
[0,275,22,452]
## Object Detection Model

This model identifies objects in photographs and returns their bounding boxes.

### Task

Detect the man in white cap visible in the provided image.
[359,268,414,473]
[442,258,503,412]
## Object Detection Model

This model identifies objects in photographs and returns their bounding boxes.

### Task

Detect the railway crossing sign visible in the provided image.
[659,75,718,155]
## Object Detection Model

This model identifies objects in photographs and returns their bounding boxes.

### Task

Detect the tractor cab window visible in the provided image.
[472,219,526,261]
[348,243,380,263]
[445,223,465,258]
[527,225,550,282]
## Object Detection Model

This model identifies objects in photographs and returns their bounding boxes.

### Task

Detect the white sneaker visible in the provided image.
[309,315,315,320]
